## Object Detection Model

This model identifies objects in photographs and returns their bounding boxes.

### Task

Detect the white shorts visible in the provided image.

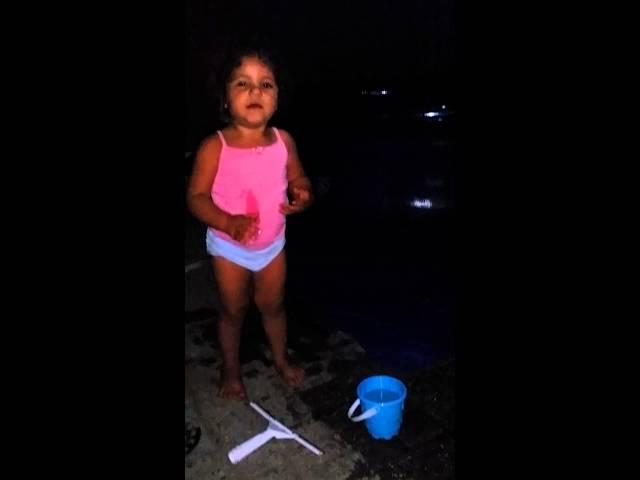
[206,229,285,272]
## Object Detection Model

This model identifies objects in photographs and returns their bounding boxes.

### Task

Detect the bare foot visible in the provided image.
[276,362,305,387]
[218,371,247,400]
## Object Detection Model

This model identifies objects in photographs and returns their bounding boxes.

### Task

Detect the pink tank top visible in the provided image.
[210,127,288,250]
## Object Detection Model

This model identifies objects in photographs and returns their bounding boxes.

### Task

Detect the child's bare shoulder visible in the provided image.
[197,133,223,159]
[276,128,293,140]
[276,128,297,148]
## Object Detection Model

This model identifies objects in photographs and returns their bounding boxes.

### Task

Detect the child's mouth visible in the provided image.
[247,103,263,109]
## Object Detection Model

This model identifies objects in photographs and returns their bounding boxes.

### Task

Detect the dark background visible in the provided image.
[185,0,457,150]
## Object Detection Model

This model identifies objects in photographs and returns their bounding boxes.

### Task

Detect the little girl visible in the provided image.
[187,48,313,400]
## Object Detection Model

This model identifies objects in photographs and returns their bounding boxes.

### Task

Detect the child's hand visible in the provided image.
[225,214,260,244]
[280,186,313,215]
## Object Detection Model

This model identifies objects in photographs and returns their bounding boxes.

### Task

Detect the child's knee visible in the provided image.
[254,295,284,317]
[220,301,249,322]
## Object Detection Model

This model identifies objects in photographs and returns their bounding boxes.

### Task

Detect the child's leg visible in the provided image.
[253,250,305,387]
[211,256,251,399]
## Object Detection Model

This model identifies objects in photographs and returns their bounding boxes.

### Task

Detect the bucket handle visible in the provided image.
[347,398,378,422]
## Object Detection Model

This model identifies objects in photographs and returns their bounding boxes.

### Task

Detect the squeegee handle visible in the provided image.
[293,435,323,455]
[250,402,293,434]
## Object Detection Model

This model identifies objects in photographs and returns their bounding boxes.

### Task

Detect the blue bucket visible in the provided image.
[347,375,407,440]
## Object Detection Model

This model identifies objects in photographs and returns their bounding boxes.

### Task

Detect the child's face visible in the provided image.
[226,56,278,128]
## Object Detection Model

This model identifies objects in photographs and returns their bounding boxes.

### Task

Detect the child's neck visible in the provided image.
[227,124,272,145]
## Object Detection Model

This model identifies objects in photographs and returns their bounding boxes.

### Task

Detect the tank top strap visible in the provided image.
[216,130,227,147]
[272,127,283,145]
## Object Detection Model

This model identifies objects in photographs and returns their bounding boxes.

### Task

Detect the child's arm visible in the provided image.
[187,135,259,243]
[278,130,313,215]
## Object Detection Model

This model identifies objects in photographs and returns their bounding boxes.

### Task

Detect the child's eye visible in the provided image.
[235,80,248,88]
[261,82,274,89]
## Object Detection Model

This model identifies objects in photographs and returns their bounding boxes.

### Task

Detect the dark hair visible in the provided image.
[208,46,286,125]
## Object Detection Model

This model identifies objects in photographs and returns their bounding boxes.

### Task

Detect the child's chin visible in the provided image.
[240,117,272,128]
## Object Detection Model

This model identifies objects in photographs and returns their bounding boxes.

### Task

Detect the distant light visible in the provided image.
[410,198,433,209]
[442,105,446,109]
[424,112,439,118]
[361,89,391,96]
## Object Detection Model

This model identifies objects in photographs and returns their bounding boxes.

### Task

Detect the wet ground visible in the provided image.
[185,303,454,480]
